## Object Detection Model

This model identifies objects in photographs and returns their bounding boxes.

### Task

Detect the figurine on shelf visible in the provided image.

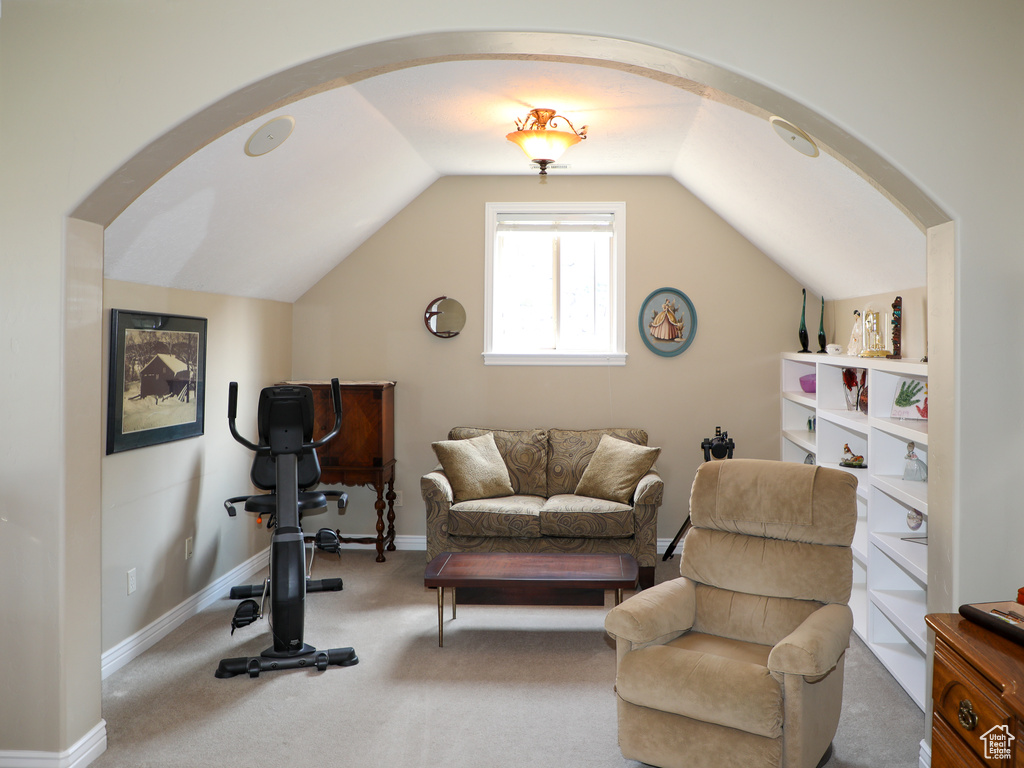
[902,441,928,482]
[846,310,863,356]
[888,296,903,360]
[839,443,866,468]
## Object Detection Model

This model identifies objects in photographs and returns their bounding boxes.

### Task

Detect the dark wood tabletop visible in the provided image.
[424,552,639,589]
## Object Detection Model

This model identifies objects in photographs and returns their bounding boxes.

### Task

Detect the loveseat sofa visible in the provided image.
[421,427,663,588]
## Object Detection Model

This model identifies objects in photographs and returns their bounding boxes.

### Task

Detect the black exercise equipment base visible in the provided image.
[215,646,358,678]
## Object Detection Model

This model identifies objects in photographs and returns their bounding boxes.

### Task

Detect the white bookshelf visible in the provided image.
[781,352,928,710]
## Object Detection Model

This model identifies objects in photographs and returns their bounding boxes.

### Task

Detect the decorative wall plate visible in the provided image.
[638,287,697,357]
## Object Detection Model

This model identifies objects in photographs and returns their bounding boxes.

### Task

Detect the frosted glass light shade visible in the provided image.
[506,129,582,163]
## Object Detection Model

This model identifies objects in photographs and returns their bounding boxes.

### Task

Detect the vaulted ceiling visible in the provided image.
[104,58,926,303]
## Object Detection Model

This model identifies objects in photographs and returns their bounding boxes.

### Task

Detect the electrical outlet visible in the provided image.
[185,536,193,561]
[127,568,137,595]
[395,491,403,507]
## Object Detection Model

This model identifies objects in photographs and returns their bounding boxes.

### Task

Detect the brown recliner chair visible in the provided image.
[605,459,857,768]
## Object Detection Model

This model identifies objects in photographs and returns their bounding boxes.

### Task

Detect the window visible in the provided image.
[484,202,626,366]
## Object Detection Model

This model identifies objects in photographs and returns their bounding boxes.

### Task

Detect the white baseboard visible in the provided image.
[0,719,106,768]
[379,534,425,551]
[101,548,269,679]
[918,737,931,767]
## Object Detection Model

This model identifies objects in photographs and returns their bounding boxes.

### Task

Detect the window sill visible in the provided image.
[482,351,627,367]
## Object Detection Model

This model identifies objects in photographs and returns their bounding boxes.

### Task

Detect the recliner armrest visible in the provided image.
[605,577,696,647]
[767,603,853,677]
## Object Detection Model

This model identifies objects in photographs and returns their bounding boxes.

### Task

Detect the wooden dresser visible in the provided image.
[288,380,396,562]
[926,613,1024,767]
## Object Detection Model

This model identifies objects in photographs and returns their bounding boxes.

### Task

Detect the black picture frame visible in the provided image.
[106,309,207,455]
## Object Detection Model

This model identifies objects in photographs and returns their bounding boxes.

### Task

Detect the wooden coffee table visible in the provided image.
[423,552,639,646]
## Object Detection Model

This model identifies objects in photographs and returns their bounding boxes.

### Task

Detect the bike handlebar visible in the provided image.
[226,378,342,454]
[308,378,342,450]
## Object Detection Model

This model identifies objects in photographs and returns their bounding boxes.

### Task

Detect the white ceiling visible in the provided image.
[104,59,926,303]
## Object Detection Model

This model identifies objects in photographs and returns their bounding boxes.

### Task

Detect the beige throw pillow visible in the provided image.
[574,434,660,504]
[432,432,515,502]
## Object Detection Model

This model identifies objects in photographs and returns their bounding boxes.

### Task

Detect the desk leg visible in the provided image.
[437,587,444,647]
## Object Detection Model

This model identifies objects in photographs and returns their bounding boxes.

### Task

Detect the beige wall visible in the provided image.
[292,175,810,540]
[101,281,292,651]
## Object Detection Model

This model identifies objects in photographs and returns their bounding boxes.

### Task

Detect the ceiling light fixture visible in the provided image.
[506,108,587,175]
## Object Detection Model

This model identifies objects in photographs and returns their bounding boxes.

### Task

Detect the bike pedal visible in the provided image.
[314,527,342,555]
[230,599,261,634]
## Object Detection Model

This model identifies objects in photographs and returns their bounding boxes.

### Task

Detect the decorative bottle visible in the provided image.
[817,296,827,352]
[798,289,810,353]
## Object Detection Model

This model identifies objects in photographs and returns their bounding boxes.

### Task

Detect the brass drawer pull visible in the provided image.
[958,699,979,731]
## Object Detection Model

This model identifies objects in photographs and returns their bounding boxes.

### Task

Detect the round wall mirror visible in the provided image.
[424,296,466,338]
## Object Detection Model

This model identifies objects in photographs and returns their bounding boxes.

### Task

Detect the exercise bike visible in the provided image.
[215,378,358,678]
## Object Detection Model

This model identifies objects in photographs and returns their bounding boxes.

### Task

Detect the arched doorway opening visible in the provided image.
[63,31,952,763]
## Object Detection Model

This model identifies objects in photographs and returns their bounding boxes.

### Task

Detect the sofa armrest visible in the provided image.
[767,603,853,678]
[634,470,663,506]
[605,577,696,648]
[421,469,453,505]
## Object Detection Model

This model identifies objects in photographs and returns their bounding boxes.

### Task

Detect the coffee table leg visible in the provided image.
[437,587,444,647]
[452,587,457,620]
[615,588,623,606]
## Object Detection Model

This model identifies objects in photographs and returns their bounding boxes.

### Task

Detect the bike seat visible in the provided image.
[243,491,328,516]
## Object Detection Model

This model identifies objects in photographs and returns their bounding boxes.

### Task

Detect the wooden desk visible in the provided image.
[424,552,639,646]
[290,380,396,562]
[926,612,1024,767]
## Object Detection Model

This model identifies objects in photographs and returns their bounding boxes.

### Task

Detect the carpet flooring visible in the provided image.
[93,549,925,767]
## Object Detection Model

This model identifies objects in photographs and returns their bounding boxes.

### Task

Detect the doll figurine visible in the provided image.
[846,310,863,356]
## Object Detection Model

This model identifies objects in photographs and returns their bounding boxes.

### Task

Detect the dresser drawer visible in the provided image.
[932,713,989,768]
[934,639,1013,765]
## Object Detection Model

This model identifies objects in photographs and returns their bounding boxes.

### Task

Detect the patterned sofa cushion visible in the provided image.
[546,428,649,496]
[448,495,545,538]
[449,427,548,497]
[539,494,634,538]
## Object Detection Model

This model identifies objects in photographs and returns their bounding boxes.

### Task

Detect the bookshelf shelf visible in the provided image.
[781,353,927,709]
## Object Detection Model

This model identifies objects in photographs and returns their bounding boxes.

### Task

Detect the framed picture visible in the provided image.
[638,287,697,357]
[890,376,927,420]
[107,309,207,454]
